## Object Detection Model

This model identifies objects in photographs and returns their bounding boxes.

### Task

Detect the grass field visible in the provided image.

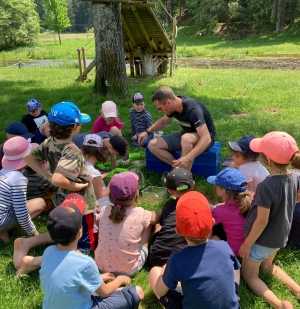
[1,23,300,64]
[1,65,300,308]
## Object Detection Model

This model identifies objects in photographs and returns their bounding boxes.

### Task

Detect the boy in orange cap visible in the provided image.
[148,191,241,309]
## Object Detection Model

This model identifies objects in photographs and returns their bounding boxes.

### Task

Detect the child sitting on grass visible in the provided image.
[0,137,45,243]
[148,167,194,267]
[130,93,153,147]
[148,191,241,309]
[92,101,123,136]
[13,101,98,273]
[38,193,143,309]
[240,131,300,309]
[288,191,300,248]
[21,98,48,142]
[228,135,269,192]
[94,172,160,276]
[207,167,251,256]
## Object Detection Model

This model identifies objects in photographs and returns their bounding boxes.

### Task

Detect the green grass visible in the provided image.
[1,66,300,308]
[2,24,300,64]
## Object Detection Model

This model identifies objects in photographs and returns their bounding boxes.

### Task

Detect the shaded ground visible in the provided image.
[176,56,300,70]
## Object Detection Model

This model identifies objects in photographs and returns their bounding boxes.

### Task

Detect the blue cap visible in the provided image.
[228,135,258,155]
[27,98,41,112]
[48,102,91,126]
[207,168,248,192]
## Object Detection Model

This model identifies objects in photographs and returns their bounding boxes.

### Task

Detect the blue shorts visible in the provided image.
[91,286,140,309]
[0,207,18,232]
[248,243,280,262]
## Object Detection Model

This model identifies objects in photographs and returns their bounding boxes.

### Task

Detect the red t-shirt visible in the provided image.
[92,116,123,134]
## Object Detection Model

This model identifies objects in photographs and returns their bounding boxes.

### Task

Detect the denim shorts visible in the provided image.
[0,207,18,232]
[248,243,280,262]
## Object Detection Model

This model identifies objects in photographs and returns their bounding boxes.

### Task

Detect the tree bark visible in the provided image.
[93,2,128,98]
[275,0,283,33]
[136,47,159,76]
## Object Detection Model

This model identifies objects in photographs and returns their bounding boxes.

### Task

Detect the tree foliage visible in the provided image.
[43,0,71,43]
[0,0,39,50]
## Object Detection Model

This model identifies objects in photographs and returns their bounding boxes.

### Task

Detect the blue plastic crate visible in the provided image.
[146,142,222,178]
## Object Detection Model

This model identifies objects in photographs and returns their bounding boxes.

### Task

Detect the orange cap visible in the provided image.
[250,131,298,164]
[176,191,212,239]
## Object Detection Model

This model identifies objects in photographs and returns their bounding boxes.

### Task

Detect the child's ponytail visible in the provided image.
[108,204,127,224]
[225,188,251,217]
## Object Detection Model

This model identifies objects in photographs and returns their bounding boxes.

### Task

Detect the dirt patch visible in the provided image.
[230,113,250,118]
[177,57,300,70]
[264,108,278,114]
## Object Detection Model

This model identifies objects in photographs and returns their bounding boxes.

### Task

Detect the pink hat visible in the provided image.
[102,101,117,118]
[83,134,103,148]
[2,136,33,170]
[110,172,139,205]
[250,131,298,164]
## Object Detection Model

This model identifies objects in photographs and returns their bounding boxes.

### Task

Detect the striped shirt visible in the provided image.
[0,169,36,235]
[129,108,153,137]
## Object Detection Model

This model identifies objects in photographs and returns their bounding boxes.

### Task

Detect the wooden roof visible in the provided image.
[121,3,172,58]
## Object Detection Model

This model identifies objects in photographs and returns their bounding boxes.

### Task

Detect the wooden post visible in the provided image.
[77,48,83,82]
[81,47,87,72]
[170,19,176,76]
[129,53,134,77]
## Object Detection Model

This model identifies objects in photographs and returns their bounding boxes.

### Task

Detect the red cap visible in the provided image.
[61,193,86,214]
[176,191,212,239]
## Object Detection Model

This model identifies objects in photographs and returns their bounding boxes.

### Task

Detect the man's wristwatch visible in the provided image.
[145,129,151,135]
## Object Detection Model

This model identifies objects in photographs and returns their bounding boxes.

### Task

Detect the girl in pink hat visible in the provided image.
[92,101,123,136]
[239,131,300,309]
[0,137,45,242]
[94,172,160,276]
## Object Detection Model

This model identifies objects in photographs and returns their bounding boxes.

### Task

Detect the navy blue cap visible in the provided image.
[228,135,258,155]
[48,102,91,126]
[207,168,248,192]
[6,122,34,140]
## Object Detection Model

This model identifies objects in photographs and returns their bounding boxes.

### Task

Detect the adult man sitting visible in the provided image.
[138,86,216,171]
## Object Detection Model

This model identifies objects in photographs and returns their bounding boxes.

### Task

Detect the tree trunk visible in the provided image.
[93,2,128,98]
[58,32,61,44]
[275,0,283,33]
[136,47,159,76]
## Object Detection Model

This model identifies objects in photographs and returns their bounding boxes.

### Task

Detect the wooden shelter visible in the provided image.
[78,0,173,80]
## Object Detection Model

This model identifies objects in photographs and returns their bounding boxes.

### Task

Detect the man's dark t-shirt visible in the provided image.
[149,198,187,267]
[167,96,216,139]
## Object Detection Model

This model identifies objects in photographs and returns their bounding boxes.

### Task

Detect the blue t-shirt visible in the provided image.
[162,240,240,309]
[40,245,102,309]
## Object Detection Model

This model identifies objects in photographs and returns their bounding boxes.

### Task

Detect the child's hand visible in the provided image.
[131,135,137,141]
[239,241,251,259]
[101,272,115,282]
[73,182,89,191]
[33,230,40,236]
[117,275,131,285]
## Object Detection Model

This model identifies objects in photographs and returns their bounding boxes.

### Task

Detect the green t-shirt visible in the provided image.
[31,137,98,215]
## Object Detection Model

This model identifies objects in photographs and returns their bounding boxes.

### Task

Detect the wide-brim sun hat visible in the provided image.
[2,136,32,170]
[250,131,298,164]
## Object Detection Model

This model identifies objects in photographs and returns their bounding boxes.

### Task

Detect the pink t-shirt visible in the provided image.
[94,205,152,273]
[212,199,245,256]
[92,116,123,133]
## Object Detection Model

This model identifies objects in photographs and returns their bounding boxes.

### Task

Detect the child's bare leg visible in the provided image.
[242,258,293,309]
[16,256,42,278]
[27,198,46,219]
[0,231,11,243]
[148,266,163,298]
[234,269,240,285]
[13,232,53,269]
[110,126,122,136]
[140,225,152,248]
[261,252,300,299]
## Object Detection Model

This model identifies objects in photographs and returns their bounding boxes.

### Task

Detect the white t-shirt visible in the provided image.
[238,161,269,192]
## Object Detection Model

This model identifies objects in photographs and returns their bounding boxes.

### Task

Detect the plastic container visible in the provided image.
[128,167,145,189]
[131,160,146,168]
[141,186,168,204]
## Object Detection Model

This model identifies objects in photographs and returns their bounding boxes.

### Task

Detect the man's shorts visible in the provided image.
[161,131,215,153]
[91,286,140,309]
[159,286,183,309]
[248,243,280,262]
